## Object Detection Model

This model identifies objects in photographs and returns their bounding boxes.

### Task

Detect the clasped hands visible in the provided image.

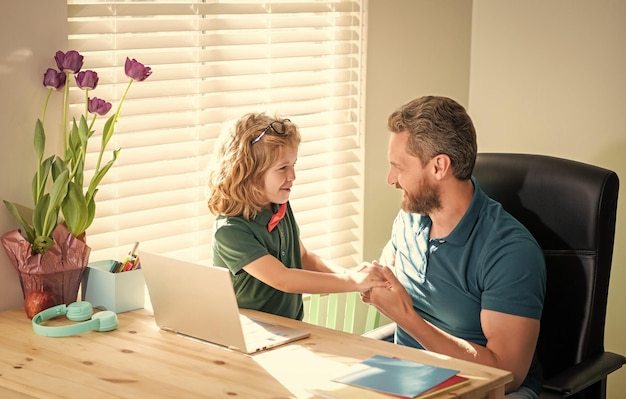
[356,260,414,323]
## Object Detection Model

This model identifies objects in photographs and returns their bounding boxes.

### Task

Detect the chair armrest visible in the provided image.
[362,322,396,341]
[542,352,626,395]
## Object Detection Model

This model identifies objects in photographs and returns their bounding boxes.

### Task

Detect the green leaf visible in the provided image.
[66,119,80,164]
[101,115,116,148]
[62,181,89,236]
[32,155,53,204]
[34,119,45,162]
[78,114,90,145]
[74,157,85,187]
[3,200,35,241]
[85,189,97,231]
[32,194,51,238]
[43,203,60,238]
[33,170,69,236]
[48,169,69,211]
[51,156,67,180]
[32,234,55,255]
[86,148,120,203]
[39,155,54,179]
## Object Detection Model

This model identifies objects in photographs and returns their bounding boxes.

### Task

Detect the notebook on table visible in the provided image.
[140,251,310,354]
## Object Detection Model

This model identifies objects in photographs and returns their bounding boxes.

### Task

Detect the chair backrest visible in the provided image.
[473,153,619,388]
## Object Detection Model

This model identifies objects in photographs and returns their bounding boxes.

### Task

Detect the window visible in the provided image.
[68,0,366,268]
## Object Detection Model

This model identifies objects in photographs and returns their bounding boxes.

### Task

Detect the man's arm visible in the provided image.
[368,266,539,394]
[378,239,396,267]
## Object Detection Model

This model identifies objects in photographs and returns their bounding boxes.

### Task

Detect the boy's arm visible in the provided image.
[299,239,346,273]
[243,253,386,294]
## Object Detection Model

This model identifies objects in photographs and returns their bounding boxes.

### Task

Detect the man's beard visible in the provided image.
[400,176,441,215]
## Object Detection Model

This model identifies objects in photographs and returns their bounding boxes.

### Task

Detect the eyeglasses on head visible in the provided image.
[250,119,291,145]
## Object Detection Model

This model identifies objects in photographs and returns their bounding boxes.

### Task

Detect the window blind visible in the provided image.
[67,0,366,268]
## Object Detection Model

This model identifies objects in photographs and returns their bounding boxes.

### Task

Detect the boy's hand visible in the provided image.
[349,262,389,292]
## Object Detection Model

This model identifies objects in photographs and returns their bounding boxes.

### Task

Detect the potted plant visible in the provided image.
[1,50,151,318]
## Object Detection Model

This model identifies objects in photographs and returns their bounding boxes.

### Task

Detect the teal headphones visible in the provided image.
[32,301,118,337]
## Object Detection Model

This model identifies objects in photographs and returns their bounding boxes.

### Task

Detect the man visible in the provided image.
[363,96,546,399]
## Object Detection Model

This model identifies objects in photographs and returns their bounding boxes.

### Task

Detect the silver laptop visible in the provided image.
[140,251,310,354]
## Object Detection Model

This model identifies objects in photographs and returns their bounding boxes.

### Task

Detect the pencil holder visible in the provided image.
[81,260,145,313]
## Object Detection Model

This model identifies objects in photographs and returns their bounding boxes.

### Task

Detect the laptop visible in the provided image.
[140,251,310,354]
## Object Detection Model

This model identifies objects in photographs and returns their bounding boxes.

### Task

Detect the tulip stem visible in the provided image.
[89,114,97,133]
[84,89,89,119]
[95,79,133,173]
[62,71,70,156]
[41,88,52,124]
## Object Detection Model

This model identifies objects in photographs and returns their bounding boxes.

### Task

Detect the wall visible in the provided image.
[363,0,473,262]
[0,0,67,310]
[468,2,626,397]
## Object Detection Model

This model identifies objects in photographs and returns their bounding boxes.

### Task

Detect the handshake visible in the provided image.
[347,259,394,294]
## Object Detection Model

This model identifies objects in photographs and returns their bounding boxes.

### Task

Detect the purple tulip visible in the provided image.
[88,97,112,116]
[124,57,152,81]
[43,68,66,90]
[76,70,99,90]
[54,50,84,73]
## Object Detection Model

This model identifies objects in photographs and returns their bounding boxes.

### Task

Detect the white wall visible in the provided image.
[0,0,67,310]
[469,2,626,397]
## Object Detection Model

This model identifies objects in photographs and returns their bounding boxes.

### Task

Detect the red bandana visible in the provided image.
[267,203,287,232]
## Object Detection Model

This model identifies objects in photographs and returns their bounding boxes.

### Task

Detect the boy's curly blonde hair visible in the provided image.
[207,112,300,220]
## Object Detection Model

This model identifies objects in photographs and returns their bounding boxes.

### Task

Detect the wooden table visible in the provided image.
[0,308,512,398]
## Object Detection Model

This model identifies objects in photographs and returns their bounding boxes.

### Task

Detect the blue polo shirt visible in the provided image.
[391,177,546,394]
[212,202,304,320]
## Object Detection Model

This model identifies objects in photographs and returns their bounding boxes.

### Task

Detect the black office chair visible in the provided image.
[473,153,625,399]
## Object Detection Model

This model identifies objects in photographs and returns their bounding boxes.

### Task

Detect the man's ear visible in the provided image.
[432,154,451,179]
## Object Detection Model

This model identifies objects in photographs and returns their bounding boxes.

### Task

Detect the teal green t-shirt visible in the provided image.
[392,178,546,395]
[212,202,304,320]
